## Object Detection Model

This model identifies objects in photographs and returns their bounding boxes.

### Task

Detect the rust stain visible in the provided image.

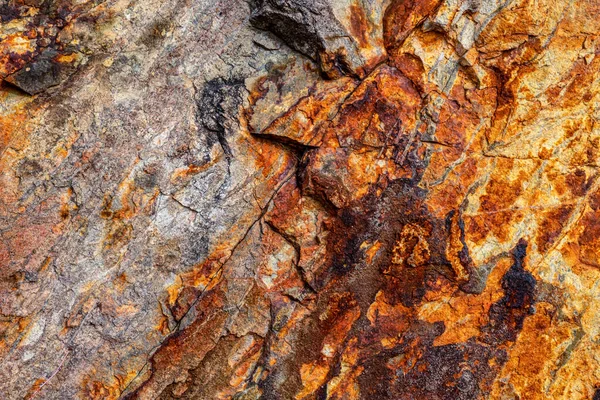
[349,3,369,49]
[169,157,222,183]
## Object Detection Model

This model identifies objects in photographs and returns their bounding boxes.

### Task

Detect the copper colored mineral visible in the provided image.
[1,0,600,399]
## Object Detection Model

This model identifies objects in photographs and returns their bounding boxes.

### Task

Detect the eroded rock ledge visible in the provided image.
[1,0,600,399]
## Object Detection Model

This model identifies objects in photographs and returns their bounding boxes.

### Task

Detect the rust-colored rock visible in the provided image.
[1,0,600,399]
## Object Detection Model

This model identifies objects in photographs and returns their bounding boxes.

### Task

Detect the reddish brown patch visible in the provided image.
[479,169,523,214]
[577,208,600,267]
[349,3,369,49]
[81,379,120,400]
[388,52,426,89]
[126,289,229,399]
[565,168,592,197]
[536,206,573,254]
[170,158,221,183]
[0,103,28,152]
[383,0,443,52]
[24,378,47,400]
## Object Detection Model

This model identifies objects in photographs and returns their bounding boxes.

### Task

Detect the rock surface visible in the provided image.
[1,0,600,399]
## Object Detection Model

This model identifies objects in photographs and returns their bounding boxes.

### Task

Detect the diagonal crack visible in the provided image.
[118,167,296,398]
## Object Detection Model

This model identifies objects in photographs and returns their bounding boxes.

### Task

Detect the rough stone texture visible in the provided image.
[1,0,600,399]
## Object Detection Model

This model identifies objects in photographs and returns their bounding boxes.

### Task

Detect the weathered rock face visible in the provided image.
[1,0,600,398]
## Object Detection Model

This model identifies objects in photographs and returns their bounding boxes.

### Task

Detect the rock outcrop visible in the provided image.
[1,0,600,399]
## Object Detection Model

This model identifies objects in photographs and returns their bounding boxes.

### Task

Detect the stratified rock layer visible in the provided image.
[1,0,600,399]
